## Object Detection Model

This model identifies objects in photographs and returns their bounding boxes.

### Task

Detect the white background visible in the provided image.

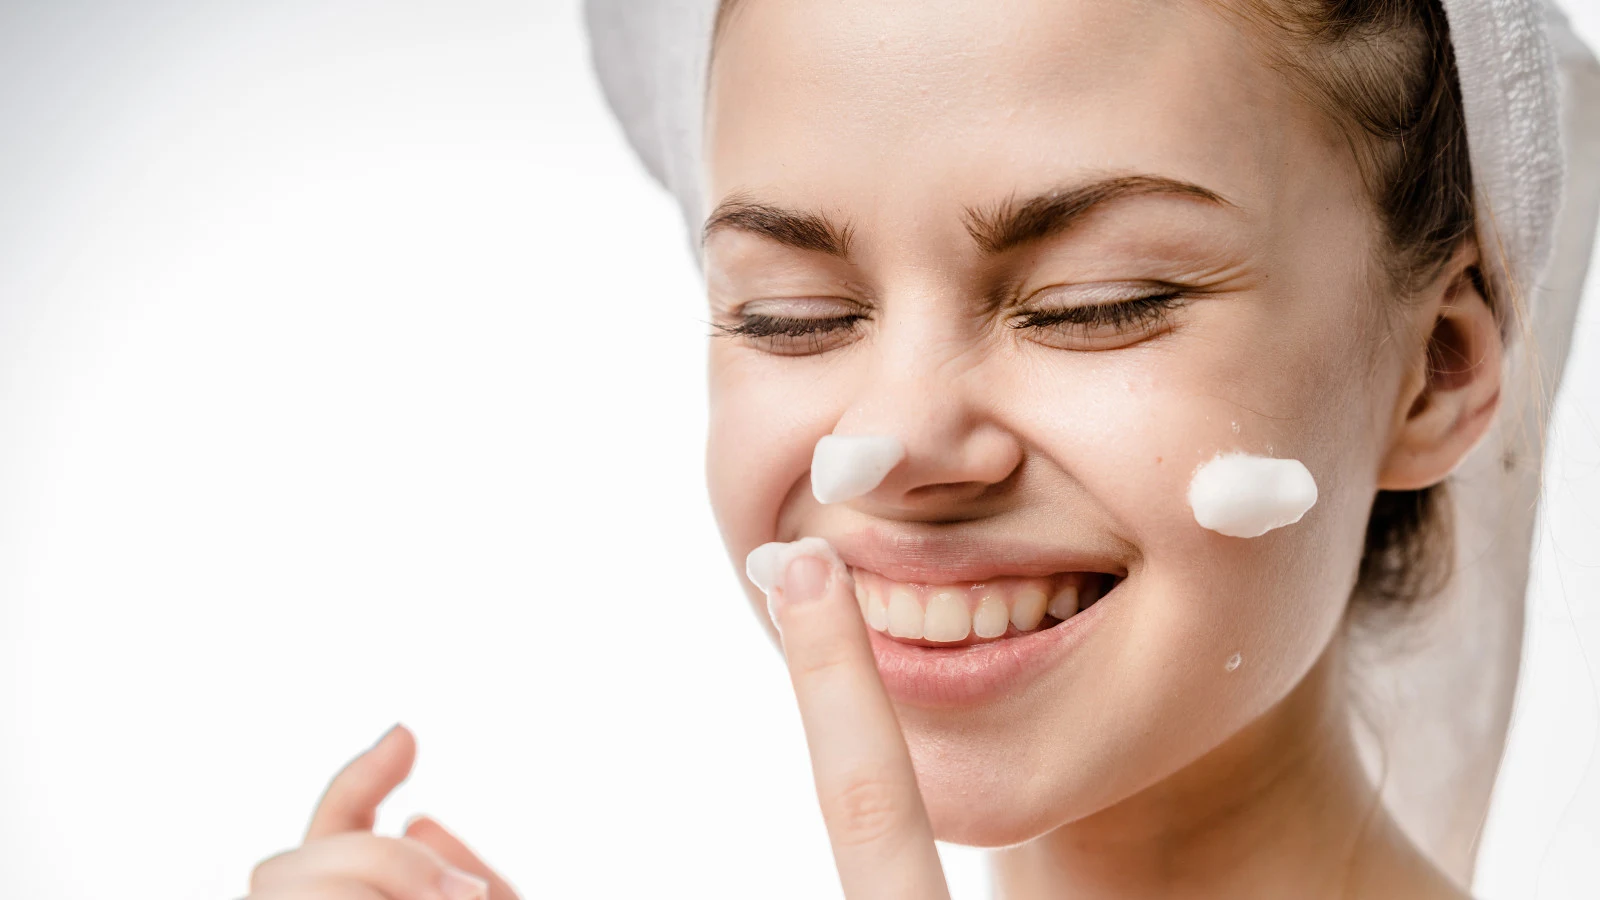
[0,1,1596,897]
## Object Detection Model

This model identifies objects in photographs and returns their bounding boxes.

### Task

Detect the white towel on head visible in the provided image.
[584,0,715,260]
[584,0,1600,886]
[1357,2,1600,883]
[1445,0,1566,297]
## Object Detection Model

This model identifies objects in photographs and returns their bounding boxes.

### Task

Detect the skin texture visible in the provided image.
[702,0,1503,897]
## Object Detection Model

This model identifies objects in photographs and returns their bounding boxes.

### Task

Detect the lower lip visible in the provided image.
[866,590,1110,708]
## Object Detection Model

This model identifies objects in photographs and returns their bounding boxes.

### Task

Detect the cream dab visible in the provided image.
[810,434,906,504]
[1188,453,1318,538]
[745,536,843,595]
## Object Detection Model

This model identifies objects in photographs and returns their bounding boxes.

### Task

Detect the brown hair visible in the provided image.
[710,0,1484,610]
[1221,0,1482,610]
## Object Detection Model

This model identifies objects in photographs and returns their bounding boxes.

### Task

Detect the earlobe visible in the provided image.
[1377,260,1504,492]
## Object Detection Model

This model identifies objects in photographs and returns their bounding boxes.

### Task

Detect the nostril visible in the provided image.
[903,481,998,503]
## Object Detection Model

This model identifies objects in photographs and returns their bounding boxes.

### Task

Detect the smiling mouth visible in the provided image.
[850,567,1118,647]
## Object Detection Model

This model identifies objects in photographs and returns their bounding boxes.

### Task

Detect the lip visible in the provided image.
[764,525,1126,707]
[815,524,1125,708]
[865,584,1111,708]
[829,524,1128,584]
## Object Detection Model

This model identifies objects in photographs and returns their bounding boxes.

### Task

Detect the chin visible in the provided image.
[905,730,1079,848]
[918,774,1065,848]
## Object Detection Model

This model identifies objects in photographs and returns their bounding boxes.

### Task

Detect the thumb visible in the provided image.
[405,816,522,900]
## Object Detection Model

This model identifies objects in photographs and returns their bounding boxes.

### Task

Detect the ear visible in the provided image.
[1377,247,1504,491]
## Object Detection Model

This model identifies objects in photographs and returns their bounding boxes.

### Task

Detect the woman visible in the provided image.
[243,1,1600,897]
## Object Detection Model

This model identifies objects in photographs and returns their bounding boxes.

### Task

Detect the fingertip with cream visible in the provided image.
[744,537,848,626]
[745,536,844,595]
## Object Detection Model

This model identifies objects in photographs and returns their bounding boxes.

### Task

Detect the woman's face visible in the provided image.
[702,0,1410,844]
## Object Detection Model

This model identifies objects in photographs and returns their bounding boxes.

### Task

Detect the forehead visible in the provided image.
[703,0,1341,233]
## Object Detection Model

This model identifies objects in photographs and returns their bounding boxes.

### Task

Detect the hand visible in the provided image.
[247,724,521,900]
[763,549,953,900]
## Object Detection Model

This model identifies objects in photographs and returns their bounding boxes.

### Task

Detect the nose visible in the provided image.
[827,347,1024,516]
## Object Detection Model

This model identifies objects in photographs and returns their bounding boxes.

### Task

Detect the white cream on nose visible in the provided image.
[810,434,906,504]
[1187,453,1318,538]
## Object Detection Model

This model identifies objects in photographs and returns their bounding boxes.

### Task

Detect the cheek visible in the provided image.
[1028,332,1377,659]
[898,330,1384,828]
[705,348,838,565]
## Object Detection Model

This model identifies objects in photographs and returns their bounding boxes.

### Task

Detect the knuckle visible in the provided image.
[247,834,441,900]
[789,646,856,684]
[377,833,441,869]
[824,774,905,848]
[371,836,448,898]
[248,849,294,890]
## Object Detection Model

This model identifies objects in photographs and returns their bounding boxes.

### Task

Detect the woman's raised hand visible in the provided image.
[246,553,942,900]
[766,552,953,900]
[247,725,520,900]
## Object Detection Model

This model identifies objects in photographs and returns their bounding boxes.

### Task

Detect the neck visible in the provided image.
[990,636,1463,900]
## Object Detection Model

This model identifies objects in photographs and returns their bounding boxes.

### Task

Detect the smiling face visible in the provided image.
[701,0,1420,845]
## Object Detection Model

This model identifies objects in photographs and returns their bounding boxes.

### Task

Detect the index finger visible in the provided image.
[763,545,951,900]
[305,723,417,841]
[405,816,522,900]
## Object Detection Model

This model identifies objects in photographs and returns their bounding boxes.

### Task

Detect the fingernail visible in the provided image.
[784,554,832,606]
[440,867,489,900]
[766,554,833,628]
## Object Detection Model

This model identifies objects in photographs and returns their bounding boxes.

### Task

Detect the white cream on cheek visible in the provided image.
[1187,453,1318,538]
[810,434,906,504]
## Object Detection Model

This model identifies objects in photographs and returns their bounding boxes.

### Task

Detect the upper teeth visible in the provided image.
[1048,585,1079,621]
[852,569,1101,644]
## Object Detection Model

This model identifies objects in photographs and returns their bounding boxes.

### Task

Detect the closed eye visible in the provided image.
[1011,291,1186,349]
[713,312,866,355]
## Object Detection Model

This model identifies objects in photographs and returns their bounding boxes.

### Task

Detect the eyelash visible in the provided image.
[1010,292,1185,334]
[714,313,867,354]
[718,314,867,339]
[715,292,1184,353]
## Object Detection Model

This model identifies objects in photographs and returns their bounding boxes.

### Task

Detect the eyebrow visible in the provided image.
[963,174,1235,255]
[701,174,1234,259]
[701,191,857,257]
